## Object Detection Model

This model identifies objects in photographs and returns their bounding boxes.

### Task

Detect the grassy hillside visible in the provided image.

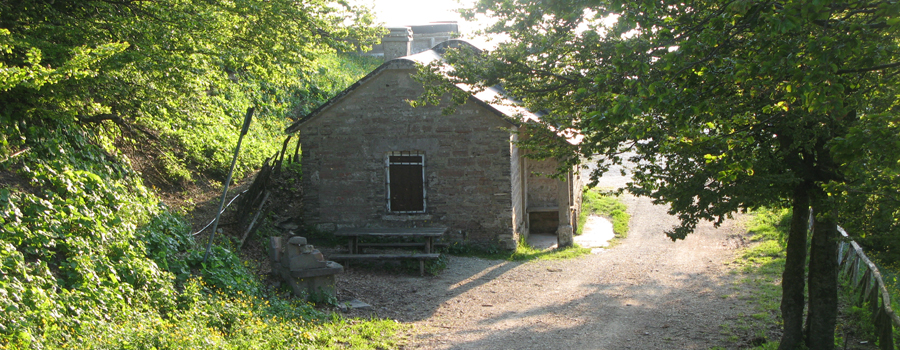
[0,47,389,347]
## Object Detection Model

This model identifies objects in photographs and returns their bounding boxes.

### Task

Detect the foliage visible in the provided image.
[418,0,900,347]
[0,123,401,348]
[738,208,895,349]
[870,257,900,344]
[0,126,172,341]
[577,188,630,237]
[291,53,385,118]
[838,283,878,347]
[0,0,384,184]
[832,111,900,264]
[0,1,394,348]
[2,278,402,349]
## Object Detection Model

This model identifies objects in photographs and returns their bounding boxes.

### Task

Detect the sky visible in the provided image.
[364,0,617,41]
[368,0,477,32]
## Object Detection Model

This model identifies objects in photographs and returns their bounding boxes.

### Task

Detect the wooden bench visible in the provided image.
[355,242,449,249]
[331,227,447,276]
[328,253,441,260]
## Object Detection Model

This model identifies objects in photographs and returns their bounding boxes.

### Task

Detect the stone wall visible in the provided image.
[526,158,559,208]
[410,32,455,54]
[370,23,459,61]
[571,169,584,233]
[298,64,516,242]
[509,133,526,241]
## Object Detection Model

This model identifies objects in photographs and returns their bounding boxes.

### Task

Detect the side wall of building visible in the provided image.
[571,168,584,234]
[509,132,526,242]
[298,67,515,242]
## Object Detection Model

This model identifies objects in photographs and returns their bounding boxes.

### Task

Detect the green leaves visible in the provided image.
[435,5,898,343]
[0,0,384,184]
[0,1,386,346]
[436,0,899,242]
[0,29,128,92]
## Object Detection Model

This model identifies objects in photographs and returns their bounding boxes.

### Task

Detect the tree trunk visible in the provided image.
[805,207,839,349]
[778,186,809,350]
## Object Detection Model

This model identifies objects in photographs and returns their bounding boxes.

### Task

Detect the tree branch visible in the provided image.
[836,61,900,74]
[78,113,122,123]
[79,113,159,140]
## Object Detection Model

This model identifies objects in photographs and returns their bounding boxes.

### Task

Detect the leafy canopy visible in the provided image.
[0,0,388,347]
[422,0,900,239]
[0,0,384,180]
[419,1,899,347]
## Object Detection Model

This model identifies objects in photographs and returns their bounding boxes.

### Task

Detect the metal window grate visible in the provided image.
[385,152,425,213]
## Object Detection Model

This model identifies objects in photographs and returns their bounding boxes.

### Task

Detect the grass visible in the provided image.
[723,208,895,350]
[508,240,592,261]
[866,253,900,344]
[577,187,630,238]
[714,208,788,350]
[0,49,394,349]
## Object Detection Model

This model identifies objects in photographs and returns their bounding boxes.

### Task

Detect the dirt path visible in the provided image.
[335,192,764,349]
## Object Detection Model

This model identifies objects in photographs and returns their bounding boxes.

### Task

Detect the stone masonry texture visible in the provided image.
[298,65,518,242]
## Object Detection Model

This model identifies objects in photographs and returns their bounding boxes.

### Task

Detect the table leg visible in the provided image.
[348,237,359,254]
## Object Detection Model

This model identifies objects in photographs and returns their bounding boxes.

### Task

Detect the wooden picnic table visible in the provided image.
[329,227,447,276]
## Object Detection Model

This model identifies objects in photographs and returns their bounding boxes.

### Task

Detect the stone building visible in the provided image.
[369,22,460,61]
[286,40,582,249]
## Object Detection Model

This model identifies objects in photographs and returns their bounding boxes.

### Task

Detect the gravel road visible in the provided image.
[335,159,768,349]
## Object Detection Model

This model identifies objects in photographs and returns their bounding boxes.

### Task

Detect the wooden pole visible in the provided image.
[203,107,254,264]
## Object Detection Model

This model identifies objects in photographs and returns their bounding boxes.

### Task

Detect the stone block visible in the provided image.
[288,236,308,246]
[284,274,337,300]
[273,236,342,301]
[557,225,574,248]
[339,298,373,312]
[268,237,282,264]
[497,234,518,251]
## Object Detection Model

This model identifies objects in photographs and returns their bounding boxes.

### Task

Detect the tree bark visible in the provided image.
[805,206,839,350]
[778,186,810,350]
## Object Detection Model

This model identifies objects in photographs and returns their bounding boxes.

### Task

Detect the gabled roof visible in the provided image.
[284,40,583,145]
[285,40,543,134]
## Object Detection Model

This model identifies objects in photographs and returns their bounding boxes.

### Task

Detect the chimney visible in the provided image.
[382,27,413,61]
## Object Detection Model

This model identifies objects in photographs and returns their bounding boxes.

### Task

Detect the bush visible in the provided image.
[0,93,395,348]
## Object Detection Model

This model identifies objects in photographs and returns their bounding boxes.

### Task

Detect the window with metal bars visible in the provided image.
[385,152,425,213]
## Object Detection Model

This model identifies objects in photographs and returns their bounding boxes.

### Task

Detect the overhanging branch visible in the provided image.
[79,113,159,140]
[836,61,900,74]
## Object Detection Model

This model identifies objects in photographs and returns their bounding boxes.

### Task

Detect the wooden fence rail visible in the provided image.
[820,212,900,349]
